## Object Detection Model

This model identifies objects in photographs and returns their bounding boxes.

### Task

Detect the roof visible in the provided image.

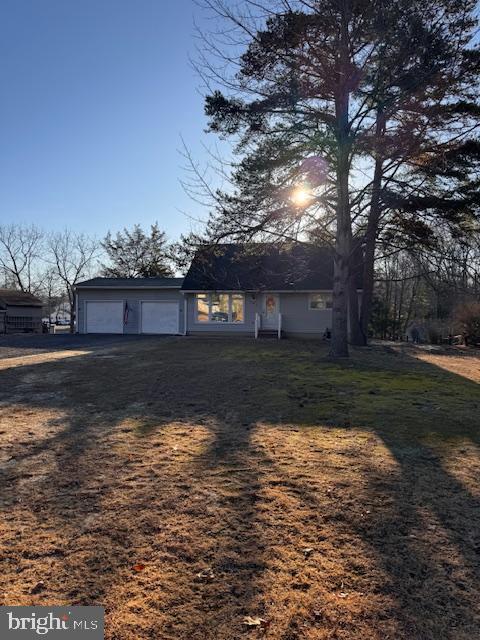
[181,244,363,291]
[0,288,43,308]
[75,277,184,289]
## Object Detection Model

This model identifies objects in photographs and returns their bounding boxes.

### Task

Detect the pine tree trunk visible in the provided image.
[348,281,364,345]
[360,108,384,342]
[331,237,350,358]
[330,51,351,359]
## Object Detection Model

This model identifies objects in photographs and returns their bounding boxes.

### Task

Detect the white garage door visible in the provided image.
[141,301,179,334]
[85,301,124,334]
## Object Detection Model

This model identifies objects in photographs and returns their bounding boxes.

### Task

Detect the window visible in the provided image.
[231,294,244,323]
[195,293,245,323]
[197,294,209,322]
[210,293,229,322]
[309,293,333,310]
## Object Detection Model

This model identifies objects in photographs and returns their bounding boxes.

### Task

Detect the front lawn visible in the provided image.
[0,337,479,639]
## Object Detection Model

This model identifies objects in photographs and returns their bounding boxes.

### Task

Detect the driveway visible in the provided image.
[0,333,168,360]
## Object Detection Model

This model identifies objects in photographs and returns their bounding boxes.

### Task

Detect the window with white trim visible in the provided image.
[309,293,333,310]
[195,293,245,323]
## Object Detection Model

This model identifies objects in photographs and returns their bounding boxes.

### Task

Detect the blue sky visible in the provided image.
[0,0,222,241]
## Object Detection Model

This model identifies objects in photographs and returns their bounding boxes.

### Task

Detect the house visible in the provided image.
[75,244,362,338]
[0,289,43,334]
[182,244,362,338]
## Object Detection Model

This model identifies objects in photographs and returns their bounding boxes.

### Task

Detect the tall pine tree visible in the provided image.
[189,0,479,356]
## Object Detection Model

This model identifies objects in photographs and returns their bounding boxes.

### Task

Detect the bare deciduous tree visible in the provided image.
[48,230,100,333]
[0,224,45,293]
[38,267,65,327]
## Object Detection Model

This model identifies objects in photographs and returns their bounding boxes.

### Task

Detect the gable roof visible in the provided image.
[0,288,43,308]
[75,277,184,289]
[182,244,363,291]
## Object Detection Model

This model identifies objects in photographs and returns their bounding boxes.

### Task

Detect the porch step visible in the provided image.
[258,329,281,338]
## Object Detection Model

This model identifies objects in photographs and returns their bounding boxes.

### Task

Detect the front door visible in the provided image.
[262,293,279,329]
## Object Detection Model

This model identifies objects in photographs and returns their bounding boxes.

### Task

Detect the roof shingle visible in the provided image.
[76,277,184,289]
[181,244,363,291]
[0,288,43,308]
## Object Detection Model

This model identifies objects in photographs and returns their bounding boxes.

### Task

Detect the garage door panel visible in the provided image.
[141,301,178,334]
[86,301,123,334]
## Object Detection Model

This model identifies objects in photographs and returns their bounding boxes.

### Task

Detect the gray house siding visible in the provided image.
[278,293,332,336]
[6,305,42,319]
[184,291,333,336]
[76,288,184,334]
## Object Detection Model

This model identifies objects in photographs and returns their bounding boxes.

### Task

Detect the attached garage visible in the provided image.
[75,277,184,335]
[140,301,179,334]
[85,301,124,334]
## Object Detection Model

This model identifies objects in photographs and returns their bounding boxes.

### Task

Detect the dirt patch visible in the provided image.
[0,338,479,639]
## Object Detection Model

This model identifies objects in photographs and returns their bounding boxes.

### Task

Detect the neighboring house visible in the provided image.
[50,301,72,326]
[0,289,43,334]
[75,244,363,338]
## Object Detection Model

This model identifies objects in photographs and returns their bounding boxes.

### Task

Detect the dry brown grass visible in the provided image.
[0,337,479,639]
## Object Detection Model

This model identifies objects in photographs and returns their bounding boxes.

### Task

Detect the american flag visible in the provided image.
[124,302,130,325]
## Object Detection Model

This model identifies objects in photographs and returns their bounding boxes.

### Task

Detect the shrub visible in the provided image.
[455,302,480,346]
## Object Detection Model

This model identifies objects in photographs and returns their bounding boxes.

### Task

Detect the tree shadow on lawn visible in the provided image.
[0,339,479,639]
[357,431,480,639]
[0,342,268,639]
[248,342,480,639]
